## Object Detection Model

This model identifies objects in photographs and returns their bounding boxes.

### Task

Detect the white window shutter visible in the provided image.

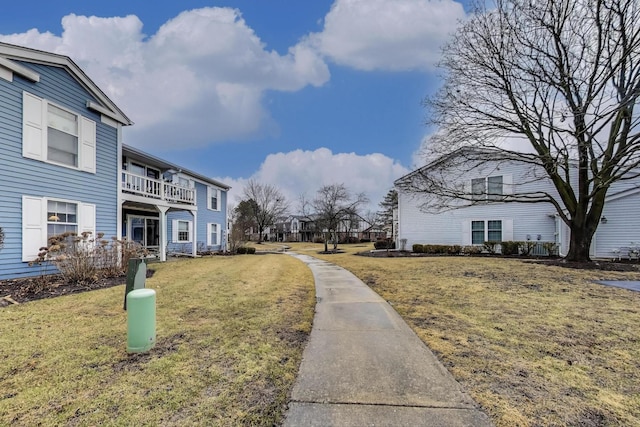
[79,117,96,173]
[207,187,213,210]
[22,92,45,161]
[206,223,212,246]
[461,220,471,245]
[188,221,193,242]
[216,190,221,211]
[503,174,514,195]
[503,219,514,241]
[22,196,46,262]
[172,219,178,242]
[79,203,96,236]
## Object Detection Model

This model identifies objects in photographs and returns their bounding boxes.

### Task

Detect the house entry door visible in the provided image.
[129,216,160,252]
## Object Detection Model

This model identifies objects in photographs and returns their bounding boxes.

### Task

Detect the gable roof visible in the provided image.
[0,42,132,126]
[123,144,231,190]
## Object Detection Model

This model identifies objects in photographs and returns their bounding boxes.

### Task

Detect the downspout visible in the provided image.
[116,123,123,270]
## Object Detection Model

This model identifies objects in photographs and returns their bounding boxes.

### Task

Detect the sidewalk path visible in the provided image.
[284,253,493,427]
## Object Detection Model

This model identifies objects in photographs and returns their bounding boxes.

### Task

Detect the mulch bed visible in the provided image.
[0,270,155,307]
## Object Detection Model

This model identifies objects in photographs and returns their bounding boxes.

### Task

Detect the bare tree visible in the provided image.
[306,184,368,252]
[411,0,640,262]
[241,179,289,243]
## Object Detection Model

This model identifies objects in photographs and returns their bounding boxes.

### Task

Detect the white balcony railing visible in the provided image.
[121,171,195,205]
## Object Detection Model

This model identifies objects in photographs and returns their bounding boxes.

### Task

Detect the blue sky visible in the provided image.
[0,0,470,210]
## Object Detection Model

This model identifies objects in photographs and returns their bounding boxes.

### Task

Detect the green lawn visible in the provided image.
[0,254,315,426]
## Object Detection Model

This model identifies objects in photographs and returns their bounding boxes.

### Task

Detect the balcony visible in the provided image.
[121,171,195,205]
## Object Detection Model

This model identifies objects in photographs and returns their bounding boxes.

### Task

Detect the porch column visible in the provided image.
[191,210,197,257]
[157,206,169,262]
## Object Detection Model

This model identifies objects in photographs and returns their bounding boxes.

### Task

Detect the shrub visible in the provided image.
[483,241,500,254]
[461,245,482,255]
[360,238,371,243]
[30,232,147,284]
[246,247,256,254]
[447,245,462,255]
[236,247,248,254]
[541,242,558,256]
[500,241,520,256]
[412,244,424,253]
[374,240,394,250]
[519,240,537,256]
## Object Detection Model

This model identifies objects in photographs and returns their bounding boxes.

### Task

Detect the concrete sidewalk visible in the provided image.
[283,253,493,427]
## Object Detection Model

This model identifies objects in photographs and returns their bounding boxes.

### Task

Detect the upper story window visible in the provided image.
[177,176,194,188]
[22,92,97,173]
[471,175,511,201]
[47,104,78,167]
[126,161,160,179]
[208,187,221,211]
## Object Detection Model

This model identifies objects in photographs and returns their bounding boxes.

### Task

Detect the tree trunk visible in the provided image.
[565,224,595,262]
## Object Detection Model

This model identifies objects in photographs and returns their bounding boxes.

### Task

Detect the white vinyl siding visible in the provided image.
[172,219,192,243]
[208,223,220,246]
[22,196,96,262]
[208,187,221,211]
[22,91,96,173]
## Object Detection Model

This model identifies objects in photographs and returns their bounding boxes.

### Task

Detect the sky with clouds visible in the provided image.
[0,0,470,211]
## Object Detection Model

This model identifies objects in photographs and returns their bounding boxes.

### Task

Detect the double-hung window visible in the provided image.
[487,176,503,200]
[470,220,503,244]
[22,196,96,262]
[208,223,220,246]
[470,175,510,201]
[208,187,221,211]
[22,92,97,173]
[47,104,79,167]
[177,221,190,242]
[471,178,486,201]
[471,221,485,244]
[47,200,78,237]
[487,220,502,241]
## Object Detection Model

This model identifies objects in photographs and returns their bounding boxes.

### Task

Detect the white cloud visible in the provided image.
[304,0,467,71]
[0,8,330,149]
[217,147,409,212]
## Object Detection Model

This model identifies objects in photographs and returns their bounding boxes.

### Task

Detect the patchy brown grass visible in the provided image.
[0,254,315,426]
[287,242,640,426]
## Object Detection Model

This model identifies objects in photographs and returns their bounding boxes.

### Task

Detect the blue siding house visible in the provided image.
[121,145,229,260]
[1,42,230,280]
[0,42,132,280]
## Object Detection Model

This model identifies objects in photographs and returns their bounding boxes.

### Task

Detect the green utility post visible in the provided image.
[126,288,156,353]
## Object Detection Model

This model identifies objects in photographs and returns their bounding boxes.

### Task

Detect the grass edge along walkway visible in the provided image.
[0,254,315,426]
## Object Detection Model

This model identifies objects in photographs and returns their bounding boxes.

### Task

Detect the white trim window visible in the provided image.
[208,223,220,246]
[470,175,513,201]
[208,187,221,211]
[172,219,192,243]
[22,196,96,261]
[47,200,78,236]
[465,219,513,245]
[22,91,97,173]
